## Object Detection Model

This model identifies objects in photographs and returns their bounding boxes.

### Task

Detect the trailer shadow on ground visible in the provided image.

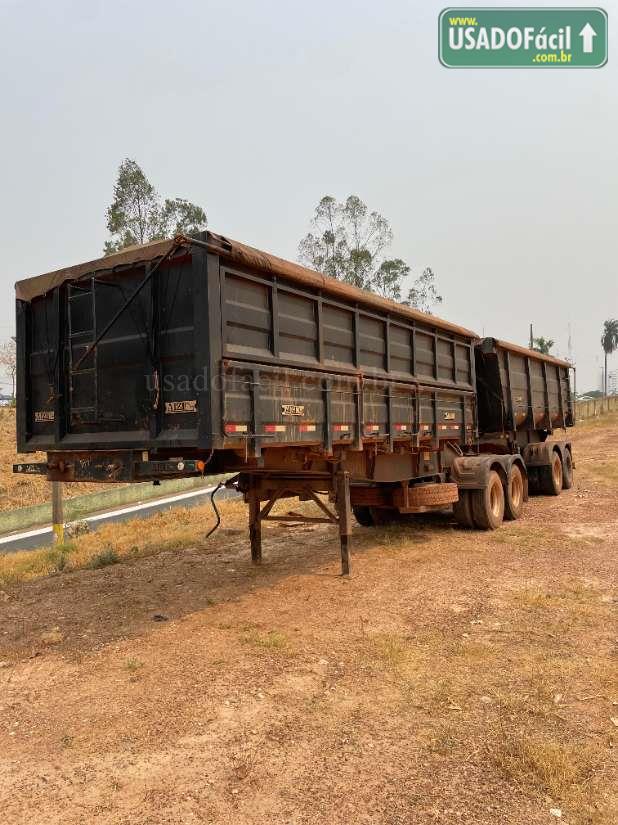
[1,509,469,660]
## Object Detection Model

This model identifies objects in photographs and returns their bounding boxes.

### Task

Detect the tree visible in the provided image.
[104,159,207,254]
[0,339,16,400]
[298,195,441,311]
[532,336,554,355]
[403,267,442,314]
[601,318,618,396]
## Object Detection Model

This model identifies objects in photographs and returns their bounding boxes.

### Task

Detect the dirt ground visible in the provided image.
[1,417,616,825]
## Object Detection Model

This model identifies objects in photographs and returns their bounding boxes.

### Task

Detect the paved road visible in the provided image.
[0,484,240,554]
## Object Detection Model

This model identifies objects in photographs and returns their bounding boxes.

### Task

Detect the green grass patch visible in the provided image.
[241,628,289,651]
[86,547,119,569]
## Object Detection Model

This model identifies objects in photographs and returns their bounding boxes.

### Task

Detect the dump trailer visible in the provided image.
[13,232,574,573]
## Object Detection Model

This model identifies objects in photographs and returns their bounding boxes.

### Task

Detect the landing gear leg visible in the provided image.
[336,471,352,576]
[248,477,262,565]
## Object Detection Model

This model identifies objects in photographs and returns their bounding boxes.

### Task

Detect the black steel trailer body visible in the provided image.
[13,232,574,573]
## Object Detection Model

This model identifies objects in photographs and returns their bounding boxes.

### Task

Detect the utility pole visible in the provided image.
[51,481,64,544]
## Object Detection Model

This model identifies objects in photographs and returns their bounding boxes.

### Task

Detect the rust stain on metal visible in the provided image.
[15,231,479,340]
[490,337,571,368]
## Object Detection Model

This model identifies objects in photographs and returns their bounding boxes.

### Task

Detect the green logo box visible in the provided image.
[439,7,607,67]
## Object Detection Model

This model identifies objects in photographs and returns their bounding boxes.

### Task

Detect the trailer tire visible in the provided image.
[471,470,504,530]
[370,507,400,525]
[353,506,374,527]
[527,466,541,495]
[504,464,525,521]
[540,452,562,496]
[562,449,573,489]
[453,490,475,528]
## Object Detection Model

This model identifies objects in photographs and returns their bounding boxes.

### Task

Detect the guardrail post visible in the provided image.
[52,481,64,544]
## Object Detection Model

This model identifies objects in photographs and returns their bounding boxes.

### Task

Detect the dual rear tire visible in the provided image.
[561,449,573,489]
[538,450,573,495]
[529,450,572,495]
[471,470,505,530]
[357,454,568,532]
[539,451,563,496]
[454,464,524,531]
[352,506,401,527]
[504,464,525,520]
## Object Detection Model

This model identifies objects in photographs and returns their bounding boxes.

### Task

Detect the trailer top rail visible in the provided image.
[15,231,478,341]
[479,336,571,369]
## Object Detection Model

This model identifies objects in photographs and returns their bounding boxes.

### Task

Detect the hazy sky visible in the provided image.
[1,0,616,392]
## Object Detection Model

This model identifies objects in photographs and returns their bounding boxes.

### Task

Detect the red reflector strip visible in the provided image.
[333,424,350,432]
[364,424,380,433]
[224,424,248,434]
[394,424,409,431]
[299,424,317,432]
[264,424,286,433]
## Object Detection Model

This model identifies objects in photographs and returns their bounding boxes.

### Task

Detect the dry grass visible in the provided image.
[345,574,616,822]
[241,627,289,651]
[496,733,600,799]
[0,489,338,587]
[368,632,410,669]
[575,409,618,430]
[0,496,248,586]
[0,407,120,510]
[587,459,618,486]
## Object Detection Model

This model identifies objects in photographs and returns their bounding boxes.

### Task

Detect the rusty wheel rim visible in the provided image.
[511,471,523,510]
[489,481,502,518]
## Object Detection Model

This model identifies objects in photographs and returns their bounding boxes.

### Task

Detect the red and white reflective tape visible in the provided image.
[364,424,380,433]
[394,423,409,431]
[224,423,248,434]
[332,424,350,432]
[299,424,317,432]
[422,424,431,431]
[264,424,286,433]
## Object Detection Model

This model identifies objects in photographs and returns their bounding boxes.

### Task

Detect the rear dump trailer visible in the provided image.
[13,232,574,574]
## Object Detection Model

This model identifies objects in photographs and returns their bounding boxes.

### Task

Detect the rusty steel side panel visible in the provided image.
[219,262,476,389]
[16,234,477,462]
[475,337,573,441]
[207,232,478,340]
[220,360,476,461]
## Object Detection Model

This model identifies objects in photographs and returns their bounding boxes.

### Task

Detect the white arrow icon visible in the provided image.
[579,22,597,53]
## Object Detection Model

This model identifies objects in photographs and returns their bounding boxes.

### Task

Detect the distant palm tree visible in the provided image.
[601,319,618,396]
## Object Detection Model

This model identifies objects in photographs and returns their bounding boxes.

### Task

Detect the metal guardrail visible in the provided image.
[575,396,618,420]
